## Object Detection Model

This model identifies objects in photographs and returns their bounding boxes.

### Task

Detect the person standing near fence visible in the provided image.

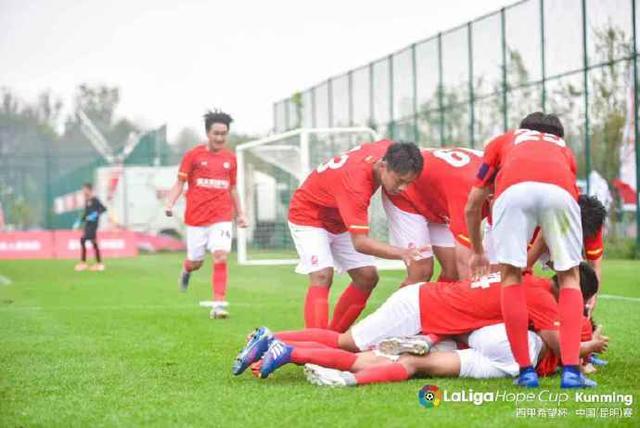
[164,110,247,319]
[75,183,107,272]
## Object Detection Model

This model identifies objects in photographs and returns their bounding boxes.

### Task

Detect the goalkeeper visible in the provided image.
[75,183,107,271]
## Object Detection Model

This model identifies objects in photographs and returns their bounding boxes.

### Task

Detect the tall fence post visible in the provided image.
[633,0,640,256]
[438,32,445,147]
[311,87,317,128]
[501,7,508,131]
[412,43,419,144]
[540,0,547,111]
[369,63,375,130]
[468,22,475,148]
[327,79,334,128]
[581,0,592,194]
[389,55,395,138]
[348,71,354,127]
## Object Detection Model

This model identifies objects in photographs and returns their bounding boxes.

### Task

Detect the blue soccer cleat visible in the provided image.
[259,339,293,379]
[232,327,273,376]
[179,270,191,292]
[514,367,540,388]
[561,366,597,388]
[589,354,608,367]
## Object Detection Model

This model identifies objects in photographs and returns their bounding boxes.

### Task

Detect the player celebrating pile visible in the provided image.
[465,112,595,388]
[288,140,424,332]
[165,110,247,319]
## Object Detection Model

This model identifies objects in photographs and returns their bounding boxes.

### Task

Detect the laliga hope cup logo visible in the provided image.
[419,385,442,408]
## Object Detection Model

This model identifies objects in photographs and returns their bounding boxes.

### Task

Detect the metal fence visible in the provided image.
[274,0,640,251]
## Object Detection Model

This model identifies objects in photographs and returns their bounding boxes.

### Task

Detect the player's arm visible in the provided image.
[538,328,608,358]
[164,178,185,217]
[526,233,548,270]
[97,199,107,214]
[229,186,248,228]
[350,233,422,266]
[464,186,491,277]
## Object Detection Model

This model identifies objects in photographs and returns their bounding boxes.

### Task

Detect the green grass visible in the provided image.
[0,255,639,427]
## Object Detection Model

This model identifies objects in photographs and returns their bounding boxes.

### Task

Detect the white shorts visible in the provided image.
[288,222,375,275]
[482,221,498,265]
[456,323,543,379]
[186,222,233,261]
[492,182,582,271]
[382,193,455,259]
[351,283,422,351]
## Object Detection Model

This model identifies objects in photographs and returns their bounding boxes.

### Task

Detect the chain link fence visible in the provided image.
[274,0,640,254]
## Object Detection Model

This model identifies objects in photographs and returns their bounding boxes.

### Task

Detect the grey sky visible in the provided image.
[0,0,509,139]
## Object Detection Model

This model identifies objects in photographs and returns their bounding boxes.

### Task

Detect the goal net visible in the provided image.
[236,127,401,269]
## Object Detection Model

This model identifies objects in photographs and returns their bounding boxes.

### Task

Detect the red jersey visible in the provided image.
[178,145,237,226]
[476,129,579,200]
[536,315,593,377]
[419,273,559,335]
[385,148,486,246]
[288,140,393,234]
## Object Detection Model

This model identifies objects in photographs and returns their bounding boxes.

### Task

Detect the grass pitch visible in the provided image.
[1,254,639,427]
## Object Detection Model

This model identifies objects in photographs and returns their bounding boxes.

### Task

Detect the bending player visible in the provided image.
[288,140,424,332]
[466,112,594,388]
[165,110,248,319]
[383,147,488,282]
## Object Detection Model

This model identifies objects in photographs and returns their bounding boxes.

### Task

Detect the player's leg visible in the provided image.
[538,184,594,388]
[207,222,233,318]
[89,238,105,271]
[454,241,473,279]
[429,223,457,281]
[326,231,378,332]
[75,236,89,271]
[381,193,434,284]
[181,226,206,292]
[492,182,539,386]
[288,222,336,328]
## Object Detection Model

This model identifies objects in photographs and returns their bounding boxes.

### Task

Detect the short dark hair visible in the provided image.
[579,194,607,238]
[204,110,233,133]
[382,141,423,176]
[552,261,599,302]
[519,112,564,138]
[83,182,93,190]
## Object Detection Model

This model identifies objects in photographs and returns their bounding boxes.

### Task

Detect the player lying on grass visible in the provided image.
[288,140,424,333]
[233,263,601,385]
[382,147,489,282]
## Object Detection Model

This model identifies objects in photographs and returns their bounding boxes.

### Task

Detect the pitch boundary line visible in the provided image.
[599,294,640,303]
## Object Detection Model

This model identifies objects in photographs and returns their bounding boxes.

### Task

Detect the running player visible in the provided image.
[383,147,487,282]
[288,140,424,332]
[465,112,594,388]
[165,110,248,319]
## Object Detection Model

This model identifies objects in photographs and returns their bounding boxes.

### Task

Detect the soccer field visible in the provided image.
[1,254,639,427]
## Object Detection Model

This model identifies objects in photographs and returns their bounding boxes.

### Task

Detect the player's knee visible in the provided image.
[353,268,379,290]
[186,260,203,271]
[309,269,333,286]
[212,251,228,263]
[338,331,359,352]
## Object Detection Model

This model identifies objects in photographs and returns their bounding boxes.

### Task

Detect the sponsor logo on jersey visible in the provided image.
[223,161,231,169]
[195,178,229,189]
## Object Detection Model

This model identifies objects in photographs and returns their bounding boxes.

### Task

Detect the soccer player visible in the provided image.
[465,112,594,388]
[231,262,600,379]
[164,110,247,319]
[75,183,107,272]
[382,147,487,282]
[288,140,424,332]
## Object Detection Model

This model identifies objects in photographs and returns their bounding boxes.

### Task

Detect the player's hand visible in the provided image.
[469,252,490,279]
[236,214,248,228]
[591,325,609,353]
[400,246,428,267]
[164,207,173,217]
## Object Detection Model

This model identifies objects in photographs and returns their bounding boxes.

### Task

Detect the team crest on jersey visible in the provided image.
[311,255,319,266]
[200,161,208,166]
[223,161,231,169]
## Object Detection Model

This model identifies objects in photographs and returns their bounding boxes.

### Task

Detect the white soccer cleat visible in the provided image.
[74,263,88,272]
[376,335,432,356]
[304,364,356,387]
[210,307,229,319]
[90,263,105,271]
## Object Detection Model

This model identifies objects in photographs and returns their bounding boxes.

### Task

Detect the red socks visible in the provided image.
[501,284,531,367]
[213,262,227,301]
[291,348,357,371]
[329,284,371,332]
[275,328,340,348]
[559,288,583,366]
[304,286,329,328]
[355,363,410,385]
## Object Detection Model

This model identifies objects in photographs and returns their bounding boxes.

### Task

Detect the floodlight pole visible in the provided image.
[581,0,592,194]
[633,0,640,256]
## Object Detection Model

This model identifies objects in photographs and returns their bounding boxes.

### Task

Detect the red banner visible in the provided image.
[0,230,138,259]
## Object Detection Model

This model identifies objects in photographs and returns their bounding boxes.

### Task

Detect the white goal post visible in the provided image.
[236,127,403,269]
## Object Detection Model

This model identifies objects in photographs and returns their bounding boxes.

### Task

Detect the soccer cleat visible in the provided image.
[259,339,293,379]
[561,367,597,388]
[232,327,273,376]
[178,270,191,292]
[304,364,357,387]
[514,367,540,388]
[74,263,88,271]
[210,307,229,319]
[589,354,608,367]
[376,336,431,356]
[90,263,105,271]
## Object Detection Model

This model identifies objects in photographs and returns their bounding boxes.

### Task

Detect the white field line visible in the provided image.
[598,294,640,303]
[0,275,12,285]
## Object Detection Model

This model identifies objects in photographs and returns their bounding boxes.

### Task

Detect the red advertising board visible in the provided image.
[0,230,139,259]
